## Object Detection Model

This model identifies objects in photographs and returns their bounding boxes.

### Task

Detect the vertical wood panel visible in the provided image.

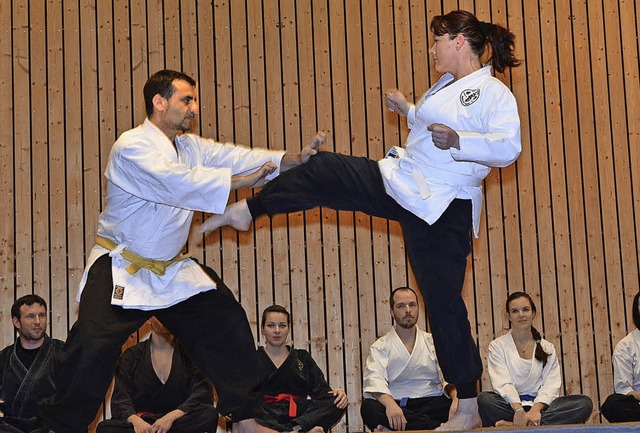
[63,0,84,326]
[292,0,317,350]
[554,0,598,411]
[0,0,16,346]
[48,0,67,339]
[13,0,32,299]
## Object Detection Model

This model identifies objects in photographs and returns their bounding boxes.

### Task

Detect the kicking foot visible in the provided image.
[232,418,279,433]
[373,425,390,432]
[200,199,253,233]
[495,420,513,427]
[435,397,481,431]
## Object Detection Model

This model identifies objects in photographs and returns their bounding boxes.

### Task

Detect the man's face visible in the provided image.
[13,303,47,343]
[158,79,199,133]
[391,290,419,329]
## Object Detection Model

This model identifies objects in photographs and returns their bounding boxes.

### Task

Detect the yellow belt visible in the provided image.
[96,236,192,276]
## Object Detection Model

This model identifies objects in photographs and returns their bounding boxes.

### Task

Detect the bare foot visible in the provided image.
[374,425,390,432]
[232,418,279,433]
[200,199,253,233]
[435,397,481,431]
[495,420,513,427]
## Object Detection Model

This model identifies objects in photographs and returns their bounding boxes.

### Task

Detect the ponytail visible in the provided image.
[483,22,521,73]
[531,326,550,367]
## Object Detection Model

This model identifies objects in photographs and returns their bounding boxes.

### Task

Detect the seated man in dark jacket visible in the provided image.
[96,317,218,433]
[0,294,64,433]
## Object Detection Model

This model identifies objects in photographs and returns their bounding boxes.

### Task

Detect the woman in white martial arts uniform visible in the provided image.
[477,292,592,427]
[202,10,522,431]
[601,291,640,422]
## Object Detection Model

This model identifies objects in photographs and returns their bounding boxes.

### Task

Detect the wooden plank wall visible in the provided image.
[1,0,639,430]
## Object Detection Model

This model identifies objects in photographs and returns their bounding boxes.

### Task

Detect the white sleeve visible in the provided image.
[612,338,637,395]
[107,137,284,214]
[450,86,521,168]
[487,339,521,404]
[363,342,392,397]
[196,136,286,178]
[407,105,417,129]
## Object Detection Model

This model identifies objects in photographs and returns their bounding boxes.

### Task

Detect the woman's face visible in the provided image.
[507,296,536,330]
[429,33,458,74]
[262,312,290,347]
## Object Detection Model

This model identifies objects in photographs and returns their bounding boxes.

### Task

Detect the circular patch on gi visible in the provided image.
[460,88,480,106]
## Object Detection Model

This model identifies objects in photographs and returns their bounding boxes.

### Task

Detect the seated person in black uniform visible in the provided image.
[256,305,347,433]
[0,295,64,433]
[96,317,218,433]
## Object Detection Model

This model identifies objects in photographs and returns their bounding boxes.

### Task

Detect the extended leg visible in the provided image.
[200,153,400,234]
[39,255,151,433]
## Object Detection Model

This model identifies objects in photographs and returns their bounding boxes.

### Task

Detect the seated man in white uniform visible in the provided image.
[361,287,457,431]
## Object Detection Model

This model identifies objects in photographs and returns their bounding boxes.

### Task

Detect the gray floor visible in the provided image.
[404,421,640,432]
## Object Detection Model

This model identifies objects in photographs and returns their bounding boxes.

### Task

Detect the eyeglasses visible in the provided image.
[22,313,47,321]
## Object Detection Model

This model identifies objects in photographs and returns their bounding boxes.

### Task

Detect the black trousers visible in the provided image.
[360,396,451,430]
[39,255,262,433]
[0,417,47,433]
[95,406,219,433]
[257,399,345,432]
[248,152,482,397]
[477,391,593,427]
[601,393,640,422]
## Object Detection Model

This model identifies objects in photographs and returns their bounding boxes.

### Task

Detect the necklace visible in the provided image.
[515,339,533,356]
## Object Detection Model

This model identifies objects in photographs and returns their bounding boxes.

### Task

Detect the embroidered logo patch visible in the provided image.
[298,360,304,371]
[113,285,125,300]
[460,88,480,106]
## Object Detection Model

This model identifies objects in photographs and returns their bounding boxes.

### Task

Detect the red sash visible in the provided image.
[263,393,304,417]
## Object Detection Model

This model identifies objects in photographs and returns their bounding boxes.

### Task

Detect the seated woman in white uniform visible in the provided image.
[601,291,640,422]
[477,292,592,427]
[255,305,347,433]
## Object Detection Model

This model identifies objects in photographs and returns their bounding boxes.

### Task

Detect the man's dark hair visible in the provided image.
[11,294,47,319]
[261,304,290,328]
[143,69,196,117]
[389,287,418,309]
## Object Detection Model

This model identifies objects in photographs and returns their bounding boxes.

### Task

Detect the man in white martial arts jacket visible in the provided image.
[361,287,457,431]
[38,69,322,433]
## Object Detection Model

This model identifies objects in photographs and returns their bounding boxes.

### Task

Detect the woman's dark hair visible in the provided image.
[633,292,640,330]
[430,10,521,73]
[261,304,290,328]
[143,69,196,117]
[506,291,550,367]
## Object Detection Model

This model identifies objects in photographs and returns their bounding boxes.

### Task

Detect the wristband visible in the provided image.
[514,407,525,413]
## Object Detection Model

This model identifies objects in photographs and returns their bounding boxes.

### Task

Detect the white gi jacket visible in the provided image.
[378,66,521,237]
[363,326,446,400]
[78,118,285,310]
[487,331,560,407]
[612,328,640,395]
